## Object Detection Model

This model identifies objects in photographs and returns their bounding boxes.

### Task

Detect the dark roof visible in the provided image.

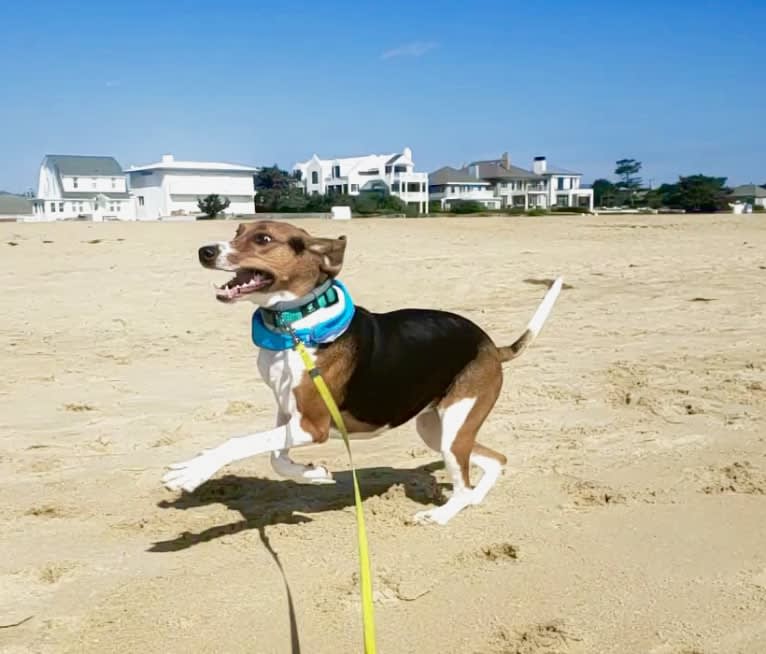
[46,155,124,176]
[544,164,581,175]
[467,160,541,180]
[60,191,131,199]
[429,166,489,185]
[0,193,32,215]
[730,184,766,198]
[385,154,402,165]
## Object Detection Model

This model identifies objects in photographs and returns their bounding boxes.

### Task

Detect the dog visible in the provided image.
[162,220,562,525]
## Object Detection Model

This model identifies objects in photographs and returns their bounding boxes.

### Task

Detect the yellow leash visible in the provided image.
[290,334,377,654]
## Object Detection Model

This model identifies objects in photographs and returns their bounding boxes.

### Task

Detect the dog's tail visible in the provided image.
[497,277,563,363]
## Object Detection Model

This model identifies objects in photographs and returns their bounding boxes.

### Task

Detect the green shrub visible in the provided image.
[752,205,765,213]
[504,207,527,216]
[449,200,485,214]
[526,208,548,216]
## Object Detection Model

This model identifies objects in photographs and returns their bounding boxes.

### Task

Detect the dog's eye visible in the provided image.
[253,233,272,245]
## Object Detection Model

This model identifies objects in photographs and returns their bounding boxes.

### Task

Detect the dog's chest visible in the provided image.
[256,348,314,413]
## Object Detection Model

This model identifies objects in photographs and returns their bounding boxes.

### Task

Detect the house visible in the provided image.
[729,184,766,208]
[127,154,258,220]
[293,147,429,214]
[428,167,501,210]
[430,153,593,211]
[0,193,33,221]
[30,155,135,221]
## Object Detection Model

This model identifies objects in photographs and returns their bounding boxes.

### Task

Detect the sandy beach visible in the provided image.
[1,214,765,654]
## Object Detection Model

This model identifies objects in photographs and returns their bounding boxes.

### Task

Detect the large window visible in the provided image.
[556,194,569,206]
[73,177,79,189]
[332,165,340,178]
[358,169,379,176]
[311,171,318,184]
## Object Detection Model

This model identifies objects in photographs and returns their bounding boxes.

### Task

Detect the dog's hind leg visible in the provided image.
[413,346,504,525]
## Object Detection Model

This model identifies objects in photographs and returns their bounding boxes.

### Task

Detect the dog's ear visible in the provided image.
[306,235,347,277]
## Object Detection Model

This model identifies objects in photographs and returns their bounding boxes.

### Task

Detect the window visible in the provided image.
[138,196,145,207]
[59,202,64,212]
[73,177,79,189]
[358,169,379,176]
[333,165,340,178]
[391,182,400,192]
[92,178,97,189]
[350,184,359,192]
[115,202,120,212]
[311,171,318,184]
[111,178,117,189]
[556,194,569,206]
[394,165,407,173]
[50,202,56,213]
[385,165,392,174]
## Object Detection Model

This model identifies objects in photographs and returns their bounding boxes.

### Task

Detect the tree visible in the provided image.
[614,159,643,189]
[254,165,295,191]
[644,175,729,212]
[592,178,617,207]
[197,194,230,219]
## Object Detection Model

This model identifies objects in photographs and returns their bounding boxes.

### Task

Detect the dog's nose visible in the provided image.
[198,245,219,265]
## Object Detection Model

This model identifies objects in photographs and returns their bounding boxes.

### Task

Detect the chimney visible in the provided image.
[533,156,547,175]
[501,152,510,169]
[161,154,174,163]
[470,164,481,179]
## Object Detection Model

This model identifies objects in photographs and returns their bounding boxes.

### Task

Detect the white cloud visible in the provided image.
[380,41,438,60]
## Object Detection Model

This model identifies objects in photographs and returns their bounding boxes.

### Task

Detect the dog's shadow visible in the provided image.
[149,461,446,553]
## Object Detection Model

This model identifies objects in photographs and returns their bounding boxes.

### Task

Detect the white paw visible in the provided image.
[162,452,223,493]
[303,465,335,485]
[412,507,451,526]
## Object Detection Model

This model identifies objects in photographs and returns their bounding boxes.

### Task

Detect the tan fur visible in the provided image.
[225,221,347,297]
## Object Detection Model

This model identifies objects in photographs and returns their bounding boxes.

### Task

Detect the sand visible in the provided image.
[1,214,765,654]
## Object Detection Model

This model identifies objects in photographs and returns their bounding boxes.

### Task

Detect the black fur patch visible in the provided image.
[288,236,305,254]
[325,307,490,428]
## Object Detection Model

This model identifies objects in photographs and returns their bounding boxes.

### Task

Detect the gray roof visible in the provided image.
[467,160,542,180]
[429,166,489,185]
[544,164,581,175]
[0,193,32,215]
[730,184,766,198]
[46,155,124,176]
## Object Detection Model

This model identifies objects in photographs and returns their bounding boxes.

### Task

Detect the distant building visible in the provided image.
[0,193,33,221]
[430,153,594,211]
[127,154,258,220]
[293,147,429,214]
[729,184,766,209]
[31,155,135,221]
[427,167,500,210]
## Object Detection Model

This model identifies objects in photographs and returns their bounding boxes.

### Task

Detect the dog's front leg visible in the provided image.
[162,416,314,493]
[270,412,335,485]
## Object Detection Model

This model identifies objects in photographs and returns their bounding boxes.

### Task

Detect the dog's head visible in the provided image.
[198,221,347,305]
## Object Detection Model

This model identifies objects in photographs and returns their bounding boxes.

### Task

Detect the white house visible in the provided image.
[31,155,135,221]
[432,153,594,211]
[127,154,258,220]
[428,167,500,209]
[293,147,429,214]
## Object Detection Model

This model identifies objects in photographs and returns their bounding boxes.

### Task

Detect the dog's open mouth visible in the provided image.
[216,268,275,302]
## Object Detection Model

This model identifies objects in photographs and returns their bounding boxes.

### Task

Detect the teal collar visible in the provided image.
[252,280,355,351]
[259,279,339,330]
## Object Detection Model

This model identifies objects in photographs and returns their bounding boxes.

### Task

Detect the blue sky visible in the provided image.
[1,0,764,192]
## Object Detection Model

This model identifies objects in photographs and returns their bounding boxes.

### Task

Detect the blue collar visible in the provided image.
[252,280,356,351]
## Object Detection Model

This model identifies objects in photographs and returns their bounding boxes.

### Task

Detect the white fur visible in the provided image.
[163,295,354,492]
[414,398,477,525]
[528,276,563,336]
